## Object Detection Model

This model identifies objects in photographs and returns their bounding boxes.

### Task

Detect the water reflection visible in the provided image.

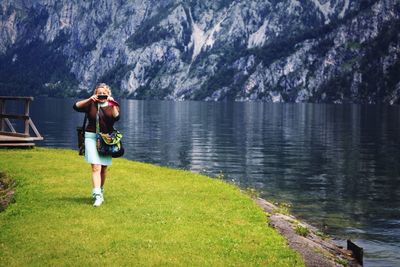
[24,98,400,266]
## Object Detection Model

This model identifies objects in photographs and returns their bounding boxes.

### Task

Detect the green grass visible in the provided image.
[0,148,304,266]
[274,202,292,215]
[294,224,310,237]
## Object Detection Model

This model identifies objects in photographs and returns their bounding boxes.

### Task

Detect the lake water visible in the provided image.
[5,97,400,266]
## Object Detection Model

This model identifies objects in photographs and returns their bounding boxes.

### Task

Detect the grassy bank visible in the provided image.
[0,148,304,266]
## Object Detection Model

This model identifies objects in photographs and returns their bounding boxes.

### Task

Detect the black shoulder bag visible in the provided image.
[76,114,87,156]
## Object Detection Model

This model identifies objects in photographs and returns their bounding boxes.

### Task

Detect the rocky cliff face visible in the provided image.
[0,0,399,104]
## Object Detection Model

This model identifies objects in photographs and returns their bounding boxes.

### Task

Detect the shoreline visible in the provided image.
[254,197,361,267]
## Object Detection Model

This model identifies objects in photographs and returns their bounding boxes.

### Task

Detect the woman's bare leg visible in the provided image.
[92,164,104,206]
[91,164,102,188]
[101,165,107,188]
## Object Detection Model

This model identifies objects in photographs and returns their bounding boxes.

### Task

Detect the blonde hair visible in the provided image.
[94,83,112,96]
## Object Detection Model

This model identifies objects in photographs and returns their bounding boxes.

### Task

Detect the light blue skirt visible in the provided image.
[84,132,112,166]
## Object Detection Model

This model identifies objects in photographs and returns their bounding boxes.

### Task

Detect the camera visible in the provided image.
[97,95,108,100]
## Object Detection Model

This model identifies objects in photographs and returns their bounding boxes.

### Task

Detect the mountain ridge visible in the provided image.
[0,0,399,104]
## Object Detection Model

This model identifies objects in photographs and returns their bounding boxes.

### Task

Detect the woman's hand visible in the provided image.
[76,95,96,108]
[108,97,119,118]
[90,95,98,102]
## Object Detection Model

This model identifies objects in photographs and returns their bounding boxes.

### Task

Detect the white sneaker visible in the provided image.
[93,189,105,201]
[93,193,104,207]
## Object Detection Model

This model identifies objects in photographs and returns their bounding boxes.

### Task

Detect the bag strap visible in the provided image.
[82,113,87,130]
[96,103,100,134]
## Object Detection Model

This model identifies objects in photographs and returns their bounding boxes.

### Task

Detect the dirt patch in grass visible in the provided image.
[0,172,16,212]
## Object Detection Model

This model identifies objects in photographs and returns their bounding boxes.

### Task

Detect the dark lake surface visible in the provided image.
[6,97,400,266]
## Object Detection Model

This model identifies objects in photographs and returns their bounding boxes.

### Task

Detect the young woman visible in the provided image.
[73,83,120,207]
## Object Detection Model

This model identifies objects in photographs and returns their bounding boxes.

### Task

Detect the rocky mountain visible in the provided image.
[0,0,399,104]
